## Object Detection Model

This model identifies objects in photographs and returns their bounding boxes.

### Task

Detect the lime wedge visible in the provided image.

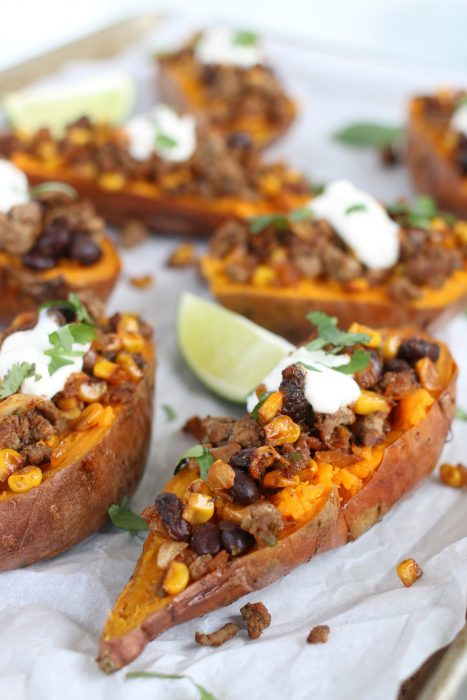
[177,293,295,403]
[3,72,135,135]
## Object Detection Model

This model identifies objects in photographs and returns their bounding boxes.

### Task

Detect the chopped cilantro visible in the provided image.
[0,362,37,399]
[174,444,213,480]
[233,30,258,46]
[155,132,178,151]
[345,203,368,215]
[249,207,312,234]
[306,311,371,353]
[126,671,217,700]
[455,407,467,421]
[333,122,404,149]
[335,349,371,374]
[108,497,149,534]
[250,390,273,418]
[162,404,177,421]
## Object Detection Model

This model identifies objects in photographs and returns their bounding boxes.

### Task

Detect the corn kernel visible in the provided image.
[258,391,284,423]
[348,323,382,348]
[37,141,57,161]
[157,541,188,569]
[8,466,42,493]
[67,127,91,145]
[345,277,369,293]
[56,396,79,411]
[252,265,276,288]
[183,478,212,500]
[260,174,280,196]
[207,460,236,490]
[264,415,301,446]
[167,243,196,268]
[117,314,139,335]
[162,560,190,595]
[76,403,114,430]
[439,463,467,489]
[116,352,143,381]
[78,381,107,403]
[382,335,401,360]
[397,558,423,587]
[454,220,467,244]
[97,172,125,191]
[354,390,391,415]
[0,448,24,482]
[94,358,118,379]
[121,333,144,354]
[182,493,215,525]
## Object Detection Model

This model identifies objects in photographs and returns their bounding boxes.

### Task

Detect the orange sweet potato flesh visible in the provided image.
[97,331,457,672]
[0,237,121,325]
[0,341,155,571]
[158,61,297,149]
[202,257,467,344]
[9,153,308,237]
[406,96,467,218]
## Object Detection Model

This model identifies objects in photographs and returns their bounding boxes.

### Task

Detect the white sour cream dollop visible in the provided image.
[0,310,91,400]
[195,28,263,68]
[124,104,196,162]
[450,101,467,137]
[310,179,400,270]
[246,347,361,415]
[0,159,30,213]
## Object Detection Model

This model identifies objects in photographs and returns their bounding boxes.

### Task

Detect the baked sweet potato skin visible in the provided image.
[202,259,467,344]
[0,346,155,572]
[10,154,309,237]
[0,238,121,326]
[406,98,467,218]
[97,340,457,672]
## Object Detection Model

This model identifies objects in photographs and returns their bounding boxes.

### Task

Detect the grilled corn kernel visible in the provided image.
[67,127,91,145]
[397,558,423,587]
[121,333,144,354]
[207,460,236,490]
[258,391,284,423]
[354,390,391,415]
[183,478,212,500]
[415,357,441,393]
[0,448,24,482]
[345,277,369,293]
[439,463,467,489]
[76,403,114,430]
[56,396,78,411]
[252,265,276,288]
[37,141,57,161]
[116,352,143,381]
[260,174,280,196]
[8,466,42,493]
[78,381,107,403]
[162,560,190,595]
[97,172,125,191]
[182,493,215,525]
[264,415,300,446]
[117,314,139,335]
[382,335,401,360]
[157,541,188,570]
[348,323,382,348]
[167,243,196,268]
[94,358,118,379]
[454,220,467,244]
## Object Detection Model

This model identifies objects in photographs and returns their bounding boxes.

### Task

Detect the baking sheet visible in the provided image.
[0,18,466,700]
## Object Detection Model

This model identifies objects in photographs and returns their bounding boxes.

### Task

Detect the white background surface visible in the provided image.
[0,13,466,700]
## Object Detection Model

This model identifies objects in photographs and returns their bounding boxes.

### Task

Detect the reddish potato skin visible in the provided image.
[205,285,467,345]
[0,349,155,571]
[97,351,457,672]
[406,107,467,218]
[98,491,346,673]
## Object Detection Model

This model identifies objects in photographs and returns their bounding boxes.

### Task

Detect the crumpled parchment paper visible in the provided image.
[0,17,466,700]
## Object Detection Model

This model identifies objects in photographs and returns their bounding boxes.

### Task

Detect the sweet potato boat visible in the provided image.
[157,31,297,149]
[0,178,120,325]
[0,299,155,570]
[201,203,467,343]
[0,120,309,236]
[98,324,456,672]
[406,91,467,217]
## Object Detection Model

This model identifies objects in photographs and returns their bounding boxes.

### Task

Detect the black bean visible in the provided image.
[154,493,192,542]
[383,358,411,373]
[191,523,222,556]
[219,521,255,556]
[21,251,56,270]
[229,468,259,505]
[36,217,72,258]
[227,132,252,150]
[230,448,255,472]
[397,338,440,364]
[70,233,102,266]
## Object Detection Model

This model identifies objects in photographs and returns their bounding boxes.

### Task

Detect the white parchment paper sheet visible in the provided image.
[0,18,466,700]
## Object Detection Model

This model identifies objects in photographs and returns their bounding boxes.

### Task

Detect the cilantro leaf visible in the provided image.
[345,203,368,215]
[249,207,312,234]
[333,122,404,148]
[155,132,178,151]
[174,444,213,480]
[456,407,467,421]
[387,196,456,229]
[0,362,37,399]
[162,404,177,421]
[126,671,217,700]
[335,349,371,374]
[233,30,258,46]
[305,311,371,352]
[39,292,94,326]
[250,391,272,418]
[289,207,312,222]
[108,497,149,534]
[45,322,96,375]
[45,353,75,375]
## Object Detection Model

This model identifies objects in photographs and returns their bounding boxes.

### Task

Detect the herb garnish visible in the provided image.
[155,132,178,152]
[126,671,217,700]
[333,122,404,149]
[162,404,177,421]
[334,349,371,374]
[0,362,39,399]
[174,444,213,480]
[29,181,78,200]
[249,207,312,234]
[250,390,273,418]
[39,292,94,325]
[45,322,96,375]
[108,497,149,534]
[387,195,456,229]
[345,203,367,215]
[233,30,258,47]
[305,311,371,373]
[456,407,467,421]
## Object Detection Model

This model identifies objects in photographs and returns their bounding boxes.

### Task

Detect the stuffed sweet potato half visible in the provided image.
[0,295,155,571]
[202,179,467,343]
[0,106,309,236]
[157,28,297,149]
[98,317,456,672]
[0,160,120,324]
[407,90,467,217]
